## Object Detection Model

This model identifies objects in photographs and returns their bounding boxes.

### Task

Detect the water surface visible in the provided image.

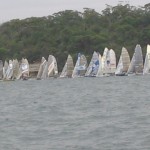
[0,76,150,150]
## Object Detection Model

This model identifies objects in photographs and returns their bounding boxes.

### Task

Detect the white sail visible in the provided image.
[47,55,58,77]
[6,60,14,80]
[66,55,74,78]
[127,53,135,74]
[96,53,103,77]
[60,55,74,78]
[60,63,67,78]
[121,47,130,73]
[109,49,116,74]
[37,57,47,79]
[0,60,3,80]
[115,55,123,75]
[53,57,58,76]
[18,58,29,80]
[127,44,143,74]
[101,48,116,75]
[3,61,8,79]
[72,53,87,78]
[115,47,130,75]
[101,47,110,75]
[101,56,104,74]
[85,51,99,77]
[12,59,20,79]
[143,44,150,74]
[41,62,48,79]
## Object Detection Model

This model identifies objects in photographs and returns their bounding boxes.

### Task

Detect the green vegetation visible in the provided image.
[0,4,150,71]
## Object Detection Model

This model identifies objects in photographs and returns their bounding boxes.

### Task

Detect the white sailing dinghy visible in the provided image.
[18,58,30,80]
[37,57,47,79]
[72,53,87,78]
[3,61,8,80]
[115,47,130,76]
[101,48,110,76]
[109,49,116,75]
[143,44,150,75]
[0,60,3,80]
[5,60,14,80]
[60,54,74,78]
[127,44,143,75]
[41,62,48,79]
[12,59,20,79]
[85,51,100,77]
[47,55,58,78]
[96,53,103,77]
[102,48,116,76]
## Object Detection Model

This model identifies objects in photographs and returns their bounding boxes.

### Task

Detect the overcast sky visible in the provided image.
[0,0,149,23]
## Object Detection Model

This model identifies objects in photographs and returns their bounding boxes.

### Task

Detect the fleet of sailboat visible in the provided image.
[0,44,150,81]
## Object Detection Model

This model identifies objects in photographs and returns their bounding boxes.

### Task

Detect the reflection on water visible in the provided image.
[0,76,150,150]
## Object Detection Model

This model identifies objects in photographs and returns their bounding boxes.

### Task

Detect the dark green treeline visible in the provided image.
[0,4,150,71]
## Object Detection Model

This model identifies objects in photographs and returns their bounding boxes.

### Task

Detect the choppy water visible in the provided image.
[0,76,150,150]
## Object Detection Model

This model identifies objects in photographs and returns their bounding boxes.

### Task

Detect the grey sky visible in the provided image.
[0,0,149,22]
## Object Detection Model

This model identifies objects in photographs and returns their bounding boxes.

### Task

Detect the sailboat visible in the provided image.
[60,54,74,78]
[47,55,58,77]
[0,60,3,80]
[85,51,100,77]
[96,53,103,77]
[5,60,14,80]
[109,49,116,75]
[115,47,130,76]
[12,59,20,79]
[72,53,87,78]
[101,48,116,76]
[3,60,8,80]
[127,44,143,75]
[37,57,47,79]
[143,44,150,75]
[101,47,109,75]
[41,61,48,79]
[18,58,30,80]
